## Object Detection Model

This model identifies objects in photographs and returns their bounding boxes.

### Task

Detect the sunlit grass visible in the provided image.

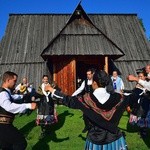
[13,106,150,150]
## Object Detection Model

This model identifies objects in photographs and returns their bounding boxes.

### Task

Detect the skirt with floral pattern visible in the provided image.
[85,136,127,150]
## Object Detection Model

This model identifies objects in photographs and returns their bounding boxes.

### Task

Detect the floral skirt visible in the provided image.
[85,136,127,150]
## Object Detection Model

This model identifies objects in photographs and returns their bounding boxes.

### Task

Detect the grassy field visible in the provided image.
[13,105,150,150]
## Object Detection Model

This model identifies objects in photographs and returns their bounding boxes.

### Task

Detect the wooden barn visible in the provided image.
[0,3,150,95]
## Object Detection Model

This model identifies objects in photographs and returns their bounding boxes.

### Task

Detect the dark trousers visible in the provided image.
[0,124,27,150]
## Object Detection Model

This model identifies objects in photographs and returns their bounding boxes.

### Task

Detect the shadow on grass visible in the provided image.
[32,110,73,149]
[119,121,139,133]
[119,121,150,149]
[139,128,150,148]
[78,134,86,141]
[19,119,36,138]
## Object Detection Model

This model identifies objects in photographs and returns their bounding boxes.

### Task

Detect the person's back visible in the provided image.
[45,70,143,150]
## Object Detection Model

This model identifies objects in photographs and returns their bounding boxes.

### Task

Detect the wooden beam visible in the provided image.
[72,58,76,90]
[104,56,108,73]
[53,63,56,82]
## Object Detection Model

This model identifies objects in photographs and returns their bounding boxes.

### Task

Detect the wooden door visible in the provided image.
[53,58,76,95]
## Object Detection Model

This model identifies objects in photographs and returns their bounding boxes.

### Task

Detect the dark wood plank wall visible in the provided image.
[0,14,150,90]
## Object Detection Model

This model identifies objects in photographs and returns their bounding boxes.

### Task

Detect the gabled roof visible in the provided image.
[0,8,149,64]
[41,3,124,60]
[0,3,150,90]
[88,14,150,61]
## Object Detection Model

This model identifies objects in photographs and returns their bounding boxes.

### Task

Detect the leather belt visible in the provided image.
[0,115,14,124]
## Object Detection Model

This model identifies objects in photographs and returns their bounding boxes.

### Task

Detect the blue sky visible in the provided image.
[0,0,150,40]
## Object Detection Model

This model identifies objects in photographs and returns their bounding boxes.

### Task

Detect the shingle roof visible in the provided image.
[89,14,150,61]
[1,13,149,64]
[41,34,124,56]
[41,4,124,60]
[0,4,150,89]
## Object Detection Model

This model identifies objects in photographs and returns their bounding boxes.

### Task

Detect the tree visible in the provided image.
[138,18,150,41]
[138,18,146,32]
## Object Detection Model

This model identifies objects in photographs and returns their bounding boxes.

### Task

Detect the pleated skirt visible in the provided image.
[85,136,127,150]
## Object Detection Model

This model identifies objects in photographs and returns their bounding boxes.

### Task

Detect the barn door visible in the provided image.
[53,59,76,95]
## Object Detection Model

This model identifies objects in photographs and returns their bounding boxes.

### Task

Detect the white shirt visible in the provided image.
[41,83,50,102]
[52,87,110,105]
[72,79,92,96]
[11,94,23,101]
[138,79,150,91]
[93,88,110,104]
[0,88,31,114]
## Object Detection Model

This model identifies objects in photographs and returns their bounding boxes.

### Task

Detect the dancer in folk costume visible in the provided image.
[35,75,58,139]
[72,68,95,133]
[129,70,150,138]
[0,71,36,149]
[45,70,143,150]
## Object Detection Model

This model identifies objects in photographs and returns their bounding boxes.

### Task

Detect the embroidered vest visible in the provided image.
[84,79,93,94]
[0,88,15,118]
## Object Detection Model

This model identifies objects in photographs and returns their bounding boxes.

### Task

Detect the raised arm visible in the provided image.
[127,75,150,91]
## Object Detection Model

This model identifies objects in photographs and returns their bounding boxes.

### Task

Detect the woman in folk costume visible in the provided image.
[45,70,143,150]
[133,71,150,138]
[35,75,57,139]
[111,71,124,94]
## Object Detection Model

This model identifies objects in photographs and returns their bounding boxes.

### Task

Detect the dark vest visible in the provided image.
[84,79,93,94]
[144,91,150,99]
[0,88,15,118]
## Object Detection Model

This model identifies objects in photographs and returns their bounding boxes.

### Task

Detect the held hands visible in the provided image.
[44,84,54,93]
[31,103,37,110]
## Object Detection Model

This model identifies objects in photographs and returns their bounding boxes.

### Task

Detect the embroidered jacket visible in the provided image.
[51,88,142,144]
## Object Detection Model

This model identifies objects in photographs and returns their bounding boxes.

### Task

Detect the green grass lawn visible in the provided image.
[13,105,150,150]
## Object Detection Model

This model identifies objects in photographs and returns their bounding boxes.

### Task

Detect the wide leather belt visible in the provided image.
[0,115,14,124]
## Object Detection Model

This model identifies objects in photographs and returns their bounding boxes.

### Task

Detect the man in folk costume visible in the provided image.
[72,68,95,133]
[15,77,34,104]
[72,68,95,96]
[45,70,143,150]
[0,71,36,149]
[35,75,57,139]
[15,77,33,95]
